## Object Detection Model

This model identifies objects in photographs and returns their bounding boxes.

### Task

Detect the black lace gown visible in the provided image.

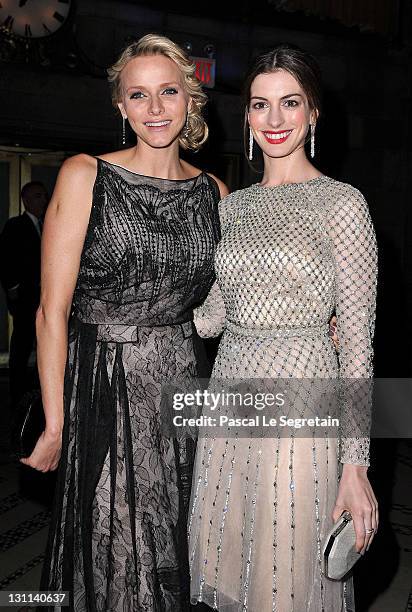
[40,159,221,611]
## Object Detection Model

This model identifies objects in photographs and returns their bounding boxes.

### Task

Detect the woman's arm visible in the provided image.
[20,155,96,472]
[194,175,229,338]
[194,281,227,338]
[327,184,378,553]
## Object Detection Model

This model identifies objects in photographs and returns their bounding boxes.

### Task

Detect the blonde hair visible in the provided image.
[107,34,209,151]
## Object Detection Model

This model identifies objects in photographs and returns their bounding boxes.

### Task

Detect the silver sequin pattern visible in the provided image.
[190,176,377,611]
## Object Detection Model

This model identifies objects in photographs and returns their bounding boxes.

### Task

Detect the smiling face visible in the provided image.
[118,54,190,150]
[248,69,317,160]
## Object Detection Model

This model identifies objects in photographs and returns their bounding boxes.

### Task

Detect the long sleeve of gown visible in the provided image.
[193,281,226,338]
[193,192,236,339]
[327,185,378,466]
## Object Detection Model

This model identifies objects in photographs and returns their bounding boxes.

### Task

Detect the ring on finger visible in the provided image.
[364,528,374,534]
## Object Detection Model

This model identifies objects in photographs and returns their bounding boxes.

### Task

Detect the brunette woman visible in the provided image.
[189,44,378,611]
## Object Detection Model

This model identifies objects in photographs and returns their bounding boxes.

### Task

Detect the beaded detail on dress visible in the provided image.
[191,176,377,611]
[41,159,221,612]
[74,160,221,325]
[194,176,377,464]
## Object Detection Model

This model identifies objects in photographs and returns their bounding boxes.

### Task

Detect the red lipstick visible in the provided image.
[262,129,293,144]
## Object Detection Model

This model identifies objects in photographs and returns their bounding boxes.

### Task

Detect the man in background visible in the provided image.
[0,181,48,406]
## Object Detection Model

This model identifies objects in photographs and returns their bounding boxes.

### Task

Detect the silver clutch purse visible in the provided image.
[322,511,361,580]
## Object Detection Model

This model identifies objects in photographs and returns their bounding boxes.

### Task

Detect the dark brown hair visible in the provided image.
[244,43,322,113]
[243,44,322,162]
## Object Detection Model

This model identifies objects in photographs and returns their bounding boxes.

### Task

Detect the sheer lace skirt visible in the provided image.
[41,319,205,611]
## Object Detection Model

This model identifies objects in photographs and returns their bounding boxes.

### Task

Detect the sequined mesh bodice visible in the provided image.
[73,159,220,326]
[206,176,377,361]
[194,176,377,464]
[216,178,337,331]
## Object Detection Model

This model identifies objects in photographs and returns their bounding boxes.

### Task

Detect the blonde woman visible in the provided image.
[22,34,227,610]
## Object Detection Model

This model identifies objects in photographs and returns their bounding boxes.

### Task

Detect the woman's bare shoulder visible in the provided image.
[58,153,97,180]
[179,159,228,197]
[206,172,229,199]
[51,154,98,209]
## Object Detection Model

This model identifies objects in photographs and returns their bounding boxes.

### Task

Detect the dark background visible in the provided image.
[0,1,411,609]
[1,0,411,375]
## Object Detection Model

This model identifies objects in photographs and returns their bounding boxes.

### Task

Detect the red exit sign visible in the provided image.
[191,57,216,88]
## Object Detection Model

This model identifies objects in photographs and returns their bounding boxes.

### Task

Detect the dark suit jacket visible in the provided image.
[0,212,41,315]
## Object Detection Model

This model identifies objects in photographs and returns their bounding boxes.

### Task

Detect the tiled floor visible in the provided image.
[365,441,412,611]
[0,373,411,611]
[0,464,48,592]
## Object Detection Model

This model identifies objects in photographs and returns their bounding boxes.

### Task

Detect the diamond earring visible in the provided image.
[122,116,126,145]
[183,114,190,138]
[248,127,254,161]
[310,123,315,158]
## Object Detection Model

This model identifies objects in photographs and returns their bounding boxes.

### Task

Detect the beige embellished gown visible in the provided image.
[189,176,377,612]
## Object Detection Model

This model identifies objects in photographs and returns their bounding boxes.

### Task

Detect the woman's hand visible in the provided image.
[20,428,62,472]
[332,464,378,554]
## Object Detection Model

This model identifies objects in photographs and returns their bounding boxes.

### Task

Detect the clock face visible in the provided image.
[0,0,72,39]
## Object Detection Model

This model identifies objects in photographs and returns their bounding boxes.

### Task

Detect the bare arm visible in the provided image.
[21,154,96,472]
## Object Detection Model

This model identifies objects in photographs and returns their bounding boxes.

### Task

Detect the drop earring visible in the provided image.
[122,116,126,145]
[310,123,315,158]
[248,127,254,161]
[183,113,190,138]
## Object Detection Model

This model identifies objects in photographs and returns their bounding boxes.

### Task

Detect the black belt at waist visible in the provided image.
[70,316,194,343]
